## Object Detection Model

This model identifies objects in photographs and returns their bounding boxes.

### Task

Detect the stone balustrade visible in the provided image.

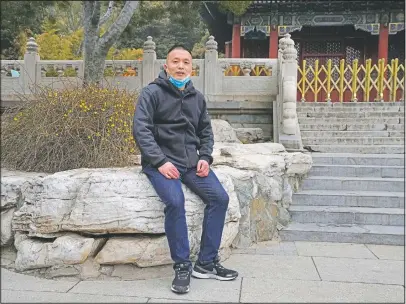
[0,35,302,148]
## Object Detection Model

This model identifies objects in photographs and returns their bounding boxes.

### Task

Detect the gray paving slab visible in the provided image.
[313,256,404,285]
[1,289,148,303]
[366,244,405,260]
[69,277,241,302]
[232,241,298,255]
[1,268,78,293]
[147,298,215,303]
[221,254,320,281]
[294,241,377,259]
[240,277,405,303]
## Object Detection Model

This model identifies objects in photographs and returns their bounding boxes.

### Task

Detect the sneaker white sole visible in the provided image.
[191,270,237,281]
[171,286,190,293]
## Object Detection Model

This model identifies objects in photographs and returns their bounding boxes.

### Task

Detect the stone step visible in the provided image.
[304,137,404,145]
[303,145,405,154]
[310,153,404,166]
[279,223,404,245]
[298,117,401,125]
[298,112,403,118]
[301,131,403,138]
[299,123,403,131]
[309,164,404,178]
[302,176,404,192]
[297,102,403,107]
[292,190,404,208]
[296,105,402,113]
[289,205,404,226]
[387,124,405,131]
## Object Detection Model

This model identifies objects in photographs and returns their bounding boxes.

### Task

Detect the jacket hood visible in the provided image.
[151,70,196,95]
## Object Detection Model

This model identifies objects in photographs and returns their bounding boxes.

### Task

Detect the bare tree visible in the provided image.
[83,1,139,85]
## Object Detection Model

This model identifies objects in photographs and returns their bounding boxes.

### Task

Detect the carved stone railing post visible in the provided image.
[278,34,303,150]
[23,37,40,92]
[204,35,218,95]
[142,36,156,87]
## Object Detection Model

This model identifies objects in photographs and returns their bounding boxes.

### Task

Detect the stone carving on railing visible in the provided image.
[26,37,38,53]
[219,59,274,77]
[282,34,298,61]
[38,62,82,77]
[220,62,230,73]
[104,61,141,77]
[239,61,255,76]
[205,35,218,51]
[264,62,273,76]
[1,61,24,77]
[143,36,156,53]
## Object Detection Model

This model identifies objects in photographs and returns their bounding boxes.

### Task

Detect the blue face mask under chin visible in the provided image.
[168,75,190,89]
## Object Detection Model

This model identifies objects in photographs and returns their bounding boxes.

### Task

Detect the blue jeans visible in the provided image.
[143,165,229,266]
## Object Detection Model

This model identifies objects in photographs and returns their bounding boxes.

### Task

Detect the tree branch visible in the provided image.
[91,1,101,26]
[98,1,139,50]
[99,1,114,26]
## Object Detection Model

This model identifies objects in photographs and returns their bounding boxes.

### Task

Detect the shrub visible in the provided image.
[1,82,139,173]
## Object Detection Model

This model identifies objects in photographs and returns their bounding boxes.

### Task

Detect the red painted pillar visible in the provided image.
[378,23,389,63]
[231,24,241,58]
[269,26,279,58]
[225,42,230,58]
[378,23,389,101]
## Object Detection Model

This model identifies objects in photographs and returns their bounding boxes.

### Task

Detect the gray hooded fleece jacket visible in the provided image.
[133,71,214,169]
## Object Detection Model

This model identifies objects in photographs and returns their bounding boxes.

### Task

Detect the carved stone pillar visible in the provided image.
[142,36,157,87]
[281,34,298,136]
[24,37,40,92]
[204,36,218,95]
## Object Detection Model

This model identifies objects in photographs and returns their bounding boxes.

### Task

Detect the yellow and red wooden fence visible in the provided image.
[298,58,405,102]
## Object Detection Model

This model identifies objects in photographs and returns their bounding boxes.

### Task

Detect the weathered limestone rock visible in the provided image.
[1,208,15,246]
[211,119,242,143]
[12,168,240,237]
[1,169,47,209]
[14,233,95,271]
[234,128,264,144]
[95,235,172,267]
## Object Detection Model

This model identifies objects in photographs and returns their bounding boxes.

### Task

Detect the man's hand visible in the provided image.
[196,160,210,177]
[158,162,180,179]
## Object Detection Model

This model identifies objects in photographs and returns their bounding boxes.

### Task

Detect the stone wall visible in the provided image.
[0,120,312,280]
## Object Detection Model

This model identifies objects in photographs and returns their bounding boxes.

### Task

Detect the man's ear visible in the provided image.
[163,63,168,71]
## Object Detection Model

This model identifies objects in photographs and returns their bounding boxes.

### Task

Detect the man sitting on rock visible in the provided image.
[133,45,238,294]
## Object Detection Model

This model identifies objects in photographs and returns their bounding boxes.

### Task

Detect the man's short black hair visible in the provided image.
[167,44,192,56]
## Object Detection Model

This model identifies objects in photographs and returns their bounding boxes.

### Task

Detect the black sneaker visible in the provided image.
[192,259,238,281]
[171,263,191,294]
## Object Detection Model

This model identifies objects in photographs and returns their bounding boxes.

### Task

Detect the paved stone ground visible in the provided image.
[1,241,404,303]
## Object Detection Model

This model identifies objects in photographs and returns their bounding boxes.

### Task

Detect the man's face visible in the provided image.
[164,48,192,80]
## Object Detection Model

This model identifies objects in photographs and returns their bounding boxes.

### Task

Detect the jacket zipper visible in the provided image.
[180,95,189,167]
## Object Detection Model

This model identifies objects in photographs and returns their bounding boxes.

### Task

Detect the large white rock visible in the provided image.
[1,208,15,246]
[1,169,46,209]
[14,233,95,271]
[234,128,264,144]
[12,167,240,237]
[211,119,242,143]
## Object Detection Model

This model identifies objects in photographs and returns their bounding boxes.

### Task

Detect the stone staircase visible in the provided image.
[280,102,405,245]
[297,102,404,154]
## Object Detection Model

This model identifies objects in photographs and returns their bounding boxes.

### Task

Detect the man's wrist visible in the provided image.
[199,155,212,164]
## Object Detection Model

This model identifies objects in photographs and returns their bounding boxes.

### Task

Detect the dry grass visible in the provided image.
[1,82,139,173]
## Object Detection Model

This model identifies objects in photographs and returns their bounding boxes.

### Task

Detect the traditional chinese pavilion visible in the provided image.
[201,0,405,65]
